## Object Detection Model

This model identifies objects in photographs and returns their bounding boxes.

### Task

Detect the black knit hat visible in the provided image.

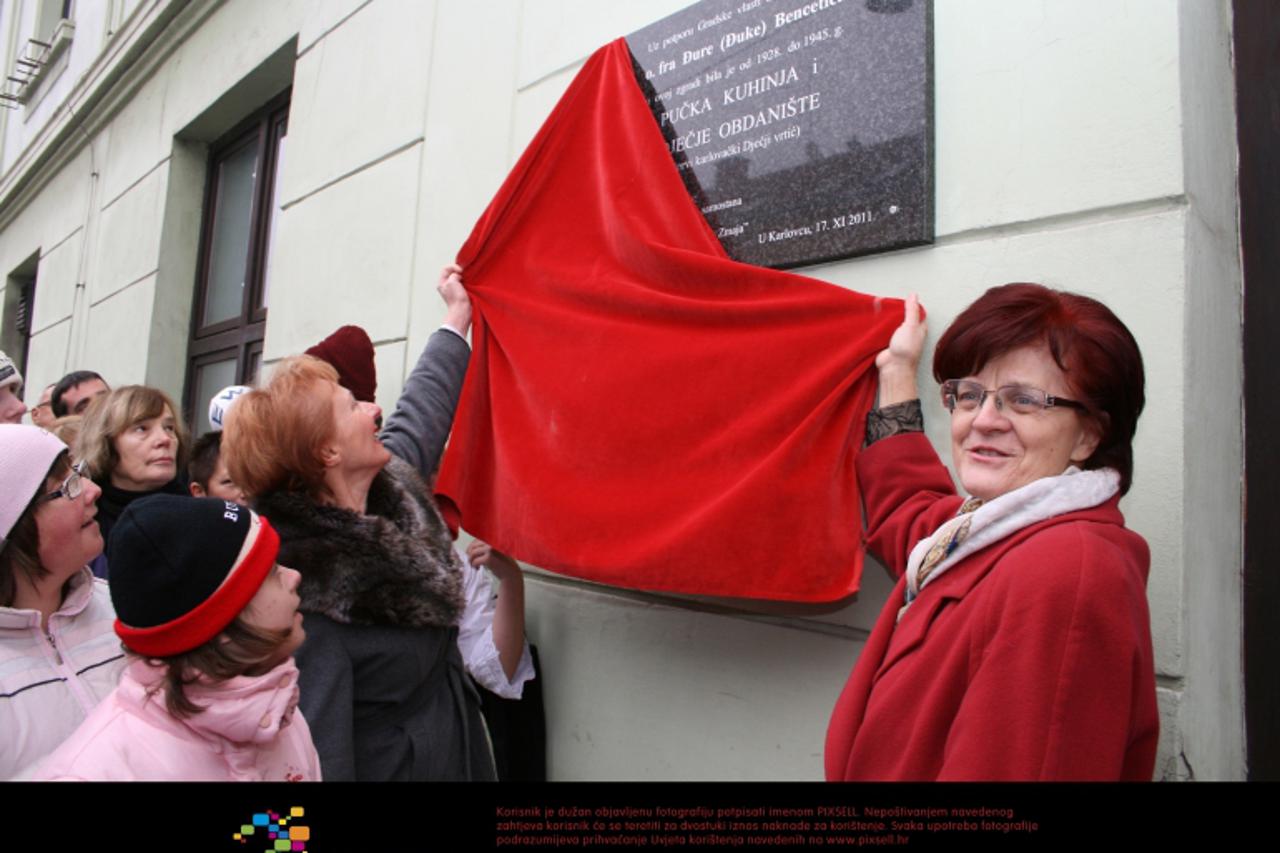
[108,494,279,656]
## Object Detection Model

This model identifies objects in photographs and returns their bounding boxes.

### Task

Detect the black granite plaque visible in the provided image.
[626,0,933,269]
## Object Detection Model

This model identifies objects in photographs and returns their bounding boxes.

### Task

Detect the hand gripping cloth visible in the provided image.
[435,39,906,602]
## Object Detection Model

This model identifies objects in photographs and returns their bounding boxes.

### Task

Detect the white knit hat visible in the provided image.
[0,350,21,393]
[0,424,68,547]
[208,385,251,432]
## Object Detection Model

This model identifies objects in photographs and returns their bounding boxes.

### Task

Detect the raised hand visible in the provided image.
[439,264,472,336]
[874,293,926,406]
[465,539,521,583]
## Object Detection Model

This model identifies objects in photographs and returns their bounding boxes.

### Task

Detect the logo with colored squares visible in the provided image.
[233,807,310,851]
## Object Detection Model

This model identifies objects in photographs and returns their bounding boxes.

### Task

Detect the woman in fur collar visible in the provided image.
[223,266,496,781]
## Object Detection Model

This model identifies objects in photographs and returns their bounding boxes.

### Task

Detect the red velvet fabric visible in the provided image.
[435,39,905,601]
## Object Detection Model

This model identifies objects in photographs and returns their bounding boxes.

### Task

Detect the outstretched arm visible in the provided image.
[856,295,959,576]
[465,541,528,683]
[379,266,473,475]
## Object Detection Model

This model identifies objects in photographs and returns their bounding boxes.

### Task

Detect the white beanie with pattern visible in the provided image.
[0,350,21,393]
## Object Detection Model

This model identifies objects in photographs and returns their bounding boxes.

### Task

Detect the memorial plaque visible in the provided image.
[626,0,933,269]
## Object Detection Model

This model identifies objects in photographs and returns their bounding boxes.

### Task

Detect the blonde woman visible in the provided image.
[75,386,190,576]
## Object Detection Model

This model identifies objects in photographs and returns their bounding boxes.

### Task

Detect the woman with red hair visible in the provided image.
[825,283,1158,781]
[223,267,501,781]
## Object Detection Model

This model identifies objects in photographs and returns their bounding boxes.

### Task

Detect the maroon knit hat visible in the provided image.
[305,325,377,403]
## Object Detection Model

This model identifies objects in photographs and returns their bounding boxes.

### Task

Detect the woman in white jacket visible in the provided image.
[0,424,124,779]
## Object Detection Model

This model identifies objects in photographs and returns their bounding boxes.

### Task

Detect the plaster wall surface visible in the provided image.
[20,316,71,398]
[29,231,78,332]
[281,0,434,203]
[407,2,521,367]
[264,144,422,357]
[522,576,865,780]
[82,271,157,382]
[517,0,690,89]
[92,161,167,304]
[0,145,91,288]
[932,0,1182,232]
[297,0,371,54]
[98,68,169,209]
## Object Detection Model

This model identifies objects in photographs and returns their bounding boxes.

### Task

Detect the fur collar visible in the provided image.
[254,456,463,629]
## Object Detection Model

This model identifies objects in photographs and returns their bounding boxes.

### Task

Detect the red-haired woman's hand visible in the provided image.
[439,264,472,337]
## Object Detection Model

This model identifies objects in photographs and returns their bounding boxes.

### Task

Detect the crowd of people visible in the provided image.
[1,266,536,781]
[0,268,1158,782]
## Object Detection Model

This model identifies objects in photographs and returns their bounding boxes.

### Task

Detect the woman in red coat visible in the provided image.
[825,283,1158,781]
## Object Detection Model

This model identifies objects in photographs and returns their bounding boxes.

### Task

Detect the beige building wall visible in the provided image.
[0,0,1244,780]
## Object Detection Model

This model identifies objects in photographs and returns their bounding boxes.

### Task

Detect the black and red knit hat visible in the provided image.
[108,494,279,657]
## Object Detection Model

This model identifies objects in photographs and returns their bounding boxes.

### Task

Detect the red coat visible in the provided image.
[824,433,1158,781]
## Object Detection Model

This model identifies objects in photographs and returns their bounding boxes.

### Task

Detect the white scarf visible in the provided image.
[902,466,1121,608]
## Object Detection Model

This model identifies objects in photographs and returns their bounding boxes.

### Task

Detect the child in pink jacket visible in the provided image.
[37,495,321,781]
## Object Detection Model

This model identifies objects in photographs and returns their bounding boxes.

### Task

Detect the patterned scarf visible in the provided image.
[898,467,1121,621]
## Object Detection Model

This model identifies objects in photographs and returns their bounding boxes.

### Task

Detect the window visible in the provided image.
[185,93,288,435]
[34,0,72,45]
[2,252,39,377]
[1,1,74,109]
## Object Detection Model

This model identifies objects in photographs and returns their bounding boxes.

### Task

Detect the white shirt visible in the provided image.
[455,548,534,699]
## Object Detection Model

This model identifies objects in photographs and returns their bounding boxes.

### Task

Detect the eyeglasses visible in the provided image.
[37,461,88,504]
[941,379,1087,416]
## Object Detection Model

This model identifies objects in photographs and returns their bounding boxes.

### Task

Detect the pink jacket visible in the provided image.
[35,657,321,782]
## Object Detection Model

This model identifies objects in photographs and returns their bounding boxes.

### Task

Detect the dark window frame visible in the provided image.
[12,276,34,374]
[184,90,289,431]
[3,251,39,378]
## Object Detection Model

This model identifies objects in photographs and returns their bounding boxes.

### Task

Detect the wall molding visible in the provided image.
[0,0,224,232]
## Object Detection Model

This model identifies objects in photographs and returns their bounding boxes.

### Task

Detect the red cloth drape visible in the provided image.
[435,39,905,601]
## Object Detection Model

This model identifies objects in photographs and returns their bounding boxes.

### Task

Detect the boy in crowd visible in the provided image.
[51,370,109,417]
[187,431,246,503]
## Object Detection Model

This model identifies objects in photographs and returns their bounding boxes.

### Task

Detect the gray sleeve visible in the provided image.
[295,615,357,782]
[379,328,470,478]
